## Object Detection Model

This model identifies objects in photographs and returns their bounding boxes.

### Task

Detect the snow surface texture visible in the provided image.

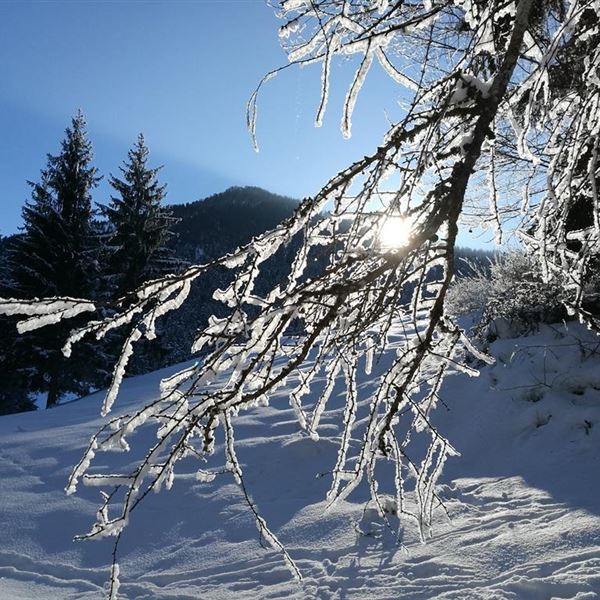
[1,322,600,599]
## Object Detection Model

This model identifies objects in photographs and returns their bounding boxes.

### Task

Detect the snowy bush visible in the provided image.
[448,251,567,339]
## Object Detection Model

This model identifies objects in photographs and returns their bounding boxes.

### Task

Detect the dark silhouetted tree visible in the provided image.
[0,235,35,415]
[99,134,180,372]
[101,134,179,298]
[8,112,103,408]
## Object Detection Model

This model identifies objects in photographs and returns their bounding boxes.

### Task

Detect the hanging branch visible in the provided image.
[2,1,600,596]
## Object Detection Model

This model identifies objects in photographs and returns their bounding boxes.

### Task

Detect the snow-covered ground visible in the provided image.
[2,322,600,599]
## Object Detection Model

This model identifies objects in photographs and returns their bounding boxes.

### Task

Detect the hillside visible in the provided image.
[1,187,496,376]
[170,186,299,261]
[167,186,494,271]
[157,187,495,369]
[146,186,300,369]
[1,321,600,598]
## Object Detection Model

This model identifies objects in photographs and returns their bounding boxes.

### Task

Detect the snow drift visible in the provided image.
[1,322,600,599]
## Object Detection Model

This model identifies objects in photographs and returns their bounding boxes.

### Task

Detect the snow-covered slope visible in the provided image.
[1,322,600,599]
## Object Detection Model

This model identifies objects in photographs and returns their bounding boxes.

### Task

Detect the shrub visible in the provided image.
[447,251,568,339]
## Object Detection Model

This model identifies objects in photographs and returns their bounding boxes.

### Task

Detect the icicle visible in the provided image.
[309,358,341,436]
[107,562,120,600]
[66,439,98,495]
[327,356,358,504]
[223,411,242,484]
[255,515,302,581]
[0,297,96,333]
[160,363,198,395]
[375,47,418,90]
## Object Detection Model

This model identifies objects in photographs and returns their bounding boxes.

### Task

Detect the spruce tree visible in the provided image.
[9,112,102,408]
[101,134,178,298]
[0,235,35,415]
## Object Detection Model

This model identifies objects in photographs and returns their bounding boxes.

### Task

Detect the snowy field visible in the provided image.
[1,322,600,599]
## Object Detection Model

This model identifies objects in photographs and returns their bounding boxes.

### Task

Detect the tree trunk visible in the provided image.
[46,375,59,409]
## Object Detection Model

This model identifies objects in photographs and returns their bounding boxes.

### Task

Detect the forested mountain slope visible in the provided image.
[170,186,299,261]
[1,186,495,384]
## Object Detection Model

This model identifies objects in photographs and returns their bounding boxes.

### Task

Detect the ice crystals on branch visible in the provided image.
[449,73,492,106]
[4,0,600,597]
[0,297,96,334]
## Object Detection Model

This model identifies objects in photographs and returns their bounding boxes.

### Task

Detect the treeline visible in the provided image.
[0,112,180,414]
[0,114,499,417]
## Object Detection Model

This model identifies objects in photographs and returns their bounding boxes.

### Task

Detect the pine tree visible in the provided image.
[8,112,103,408]
[101,134,179,298]
[0,234,36,415]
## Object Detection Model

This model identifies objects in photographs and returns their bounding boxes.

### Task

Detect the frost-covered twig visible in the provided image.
[4,1,600,597]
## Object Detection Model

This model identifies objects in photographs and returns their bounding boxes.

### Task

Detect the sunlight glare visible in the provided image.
[379,215,412,249]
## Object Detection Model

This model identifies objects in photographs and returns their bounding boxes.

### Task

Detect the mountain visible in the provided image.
[1,185,497,380]
[146,187,301,369]
[169,186,299,261]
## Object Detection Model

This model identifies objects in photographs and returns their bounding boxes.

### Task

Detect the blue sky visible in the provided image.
[0,0,490,246]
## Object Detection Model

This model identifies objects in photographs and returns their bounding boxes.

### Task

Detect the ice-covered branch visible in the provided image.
[5,1,600,597]
[0,297,96,333]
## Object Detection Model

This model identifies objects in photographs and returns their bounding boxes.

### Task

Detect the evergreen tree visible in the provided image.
[8,112,103,408]
[0,234,36,415]
[0,316,37,415]
[101,134,178,298]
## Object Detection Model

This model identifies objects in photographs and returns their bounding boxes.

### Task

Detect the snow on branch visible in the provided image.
[4,0,600,597]
[0,297,96,333]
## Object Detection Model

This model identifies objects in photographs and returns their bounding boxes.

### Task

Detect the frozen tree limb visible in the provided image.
[4,1,600,596]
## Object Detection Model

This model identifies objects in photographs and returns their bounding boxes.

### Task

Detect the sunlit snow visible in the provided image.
[1,321,600,598]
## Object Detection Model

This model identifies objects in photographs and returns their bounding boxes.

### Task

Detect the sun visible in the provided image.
[379,215,412,249]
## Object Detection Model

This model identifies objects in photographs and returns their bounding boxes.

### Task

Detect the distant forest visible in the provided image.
[1,168,496,415]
